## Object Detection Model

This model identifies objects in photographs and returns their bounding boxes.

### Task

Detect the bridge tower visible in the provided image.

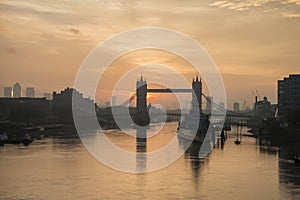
[136,75,147,112]
[192,75,202,113]
[135,75,150,126]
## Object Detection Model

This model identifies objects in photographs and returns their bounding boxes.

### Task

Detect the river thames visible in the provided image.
[1,122,300,200]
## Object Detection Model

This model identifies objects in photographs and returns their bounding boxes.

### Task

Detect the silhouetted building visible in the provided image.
[26,87,35,98]
[278,74,300,125]
[0,97,50,123]
[52,87,95,123]
[233,102,239,113]
[254,96,272,115]
[13,82,21,98]
[4,87,12,98]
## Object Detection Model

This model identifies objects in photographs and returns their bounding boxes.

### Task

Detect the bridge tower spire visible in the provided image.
[192,75,202,113]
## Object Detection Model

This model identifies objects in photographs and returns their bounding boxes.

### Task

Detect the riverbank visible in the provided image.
[257,127,300,145]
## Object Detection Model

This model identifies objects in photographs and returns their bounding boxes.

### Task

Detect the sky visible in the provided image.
[0,0,300,109]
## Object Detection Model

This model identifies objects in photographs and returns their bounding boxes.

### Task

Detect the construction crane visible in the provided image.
[252,90,256,98]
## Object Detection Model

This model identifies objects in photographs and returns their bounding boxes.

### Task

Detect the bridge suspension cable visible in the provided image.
[116,89,275,118]
[119,92,136,106]
[201,93,276,117]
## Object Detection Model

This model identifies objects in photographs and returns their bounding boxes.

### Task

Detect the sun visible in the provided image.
[147,93,153,100]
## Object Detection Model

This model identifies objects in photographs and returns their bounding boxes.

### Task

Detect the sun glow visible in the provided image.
[147,93,153,100]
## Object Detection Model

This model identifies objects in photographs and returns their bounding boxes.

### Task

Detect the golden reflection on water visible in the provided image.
[0,123,300,199]
[104,123,176,153]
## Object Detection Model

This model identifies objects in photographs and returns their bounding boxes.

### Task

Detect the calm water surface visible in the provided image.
[1,122,300,200]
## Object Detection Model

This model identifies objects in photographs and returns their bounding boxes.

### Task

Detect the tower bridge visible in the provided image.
[136,75,202,115]
[98,75,272,128]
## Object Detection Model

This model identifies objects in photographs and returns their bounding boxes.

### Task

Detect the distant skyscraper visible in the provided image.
[105,101,110,107]
[4,87,12,98]
[233,102,240,113]
[13,82,21,98]
[44,93,52,100]
[26,87,35,98]
[112,96,116,107]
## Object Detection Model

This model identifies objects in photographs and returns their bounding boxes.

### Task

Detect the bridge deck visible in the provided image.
[147,89,193,93]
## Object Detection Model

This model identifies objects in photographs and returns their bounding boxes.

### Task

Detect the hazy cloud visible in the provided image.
[68,28,80,35]
[5,47,16,54]
[209,0,300,17]
[0,0,299,105]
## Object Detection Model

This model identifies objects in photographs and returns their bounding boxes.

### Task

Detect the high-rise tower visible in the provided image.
[26,87,35,98]
[13,82,21,98]
[4,87,12,98]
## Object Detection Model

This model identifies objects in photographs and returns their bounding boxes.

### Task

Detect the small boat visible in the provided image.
[177,113,210,143]
[22,134,33,146]
[223,124,231,131]
[234,139,241,145]
[294,156,300,164]
[234,124,242,145]
[36,134,44,140]
[1,132,33,146]
[0,132,8,146]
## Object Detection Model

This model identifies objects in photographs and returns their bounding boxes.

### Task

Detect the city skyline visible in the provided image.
[1,2,300,198]
[1,0,300,108]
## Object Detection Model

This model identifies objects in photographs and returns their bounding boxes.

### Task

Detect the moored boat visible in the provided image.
[177,112,210,144]
[294,156,300,164]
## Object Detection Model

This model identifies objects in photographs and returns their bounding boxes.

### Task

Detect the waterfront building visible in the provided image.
[254,96,273,117]
[278,74,300,125]
[4,87,12,98]
[0,97,50,122]
[52,87,95,122]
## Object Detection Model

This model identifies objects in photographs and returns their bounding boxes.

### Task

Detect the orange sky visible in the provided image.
[0,0,300,109]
